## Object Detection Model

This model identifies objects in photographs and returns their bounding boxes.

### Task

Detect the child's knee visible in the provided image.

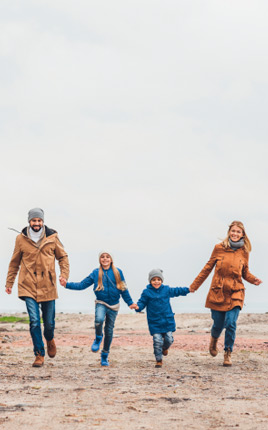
[95,320,103,328]
[165,333,174,346]
[153,334,163,346]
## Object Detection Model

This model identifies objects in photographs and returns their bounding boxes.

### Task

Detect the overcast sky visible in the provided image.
[0,0,267,314]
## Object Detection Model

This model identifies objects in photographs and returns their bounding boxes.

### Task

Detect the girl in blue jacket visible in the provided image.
[135,269,190,368]
[60,251,136,366]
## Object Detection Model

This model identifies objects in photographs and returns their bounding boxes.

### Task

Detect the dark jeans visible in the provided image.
[153,332,174,361]
[25,297,55,356]
[211,306,240,352]
[95,303,118,353]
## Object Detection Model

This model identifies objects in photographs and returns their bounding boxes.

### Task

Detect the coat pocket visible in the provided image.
[231,288,245,301]
[208,286,225,304]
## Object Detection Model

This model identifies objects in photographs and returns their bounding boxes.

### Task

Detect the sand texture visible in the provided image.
[0,312,268,429]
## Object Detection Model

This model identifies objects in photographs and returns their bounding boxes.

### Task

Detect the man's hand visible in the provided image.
[5,287,12,294]
[59,276,67,287]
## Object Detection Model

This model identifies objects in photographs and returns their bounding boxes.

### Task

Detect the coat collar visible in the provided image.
[21,225,58,248]
[22,225,57,238]
[147,283,164,291]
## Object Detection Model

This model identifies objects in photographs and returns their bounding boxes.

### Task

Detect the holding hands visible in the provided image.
[59,276,67,287]
[129,303,139,310]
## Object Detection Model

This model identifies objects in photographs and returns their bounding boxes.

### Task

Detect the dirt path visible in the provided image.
[0,313,267,429]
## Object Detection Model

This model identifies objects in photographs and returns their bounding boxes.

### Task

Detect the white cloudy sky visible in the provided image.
[0,0,267,314]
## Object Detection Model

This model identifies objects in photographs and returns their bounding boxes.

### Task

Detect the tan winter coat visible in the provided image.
[6,226,69,302]
[190,243,257,311]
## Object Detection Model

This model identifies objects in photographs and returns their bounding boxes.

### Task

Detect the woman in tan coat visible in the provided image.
[189,221,262,366]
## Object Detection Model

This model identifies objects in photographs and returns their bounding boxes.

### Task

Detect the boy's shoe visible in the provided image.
[32,354,44,368]
[209,336,219,357]
[91,335,103,352]
[223,349,232,367]
[101,352,109,366]
[155,361,163,368]
[163,349,168,356]
[47,339,56,358]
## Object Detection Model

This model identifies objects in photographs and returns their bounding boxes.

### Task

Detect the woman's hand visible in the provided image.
[253,278,262,285]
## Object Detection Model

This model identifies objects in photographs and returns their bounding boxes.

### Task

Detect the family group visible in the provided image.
[5,208,262,369]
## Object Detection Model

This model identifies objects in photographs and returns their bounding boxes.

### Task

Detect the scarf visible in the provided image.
[229,238,244,250]
[28,226,45,244]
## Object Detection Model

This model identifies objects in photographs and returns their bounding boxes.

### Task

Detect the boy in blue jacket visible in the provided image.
[135,269,190,368]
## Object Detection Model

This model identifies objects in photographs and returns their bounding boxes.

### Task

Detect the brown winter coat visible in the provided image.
[6,226,69,302]
[190,243,257,311]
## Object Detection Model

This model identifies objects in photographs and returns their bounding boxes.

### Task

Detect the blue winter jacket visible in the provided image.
[136,284,190,335]
[66,267,133,307]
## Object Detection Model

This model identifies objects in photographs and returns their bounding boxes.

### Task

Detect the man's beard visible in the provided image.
[31,226,42,232]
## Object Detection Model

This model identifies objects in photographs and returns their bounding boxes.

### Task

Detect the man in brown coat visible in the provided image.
[5,208,69,367]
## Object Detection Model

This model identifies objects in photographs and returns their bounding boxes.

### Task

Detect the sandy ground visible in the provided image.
[0,312,267,430]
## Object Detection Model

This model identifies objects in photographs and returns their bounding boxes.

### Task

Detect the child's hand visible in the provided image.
[189,286,195,293]
[129,303,139,310]
[59,276,67,287]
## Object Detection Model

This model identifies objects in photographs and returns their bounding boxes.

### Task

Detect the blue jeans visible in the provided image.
[153,332,174,361]
[211,306,240,352]
[25,297,55,356]
[95,303,118,353]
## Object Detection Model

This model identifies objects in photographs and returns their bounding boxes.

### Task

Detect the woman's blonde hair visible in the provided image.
[96,254,127,291]
[222,220,251,253]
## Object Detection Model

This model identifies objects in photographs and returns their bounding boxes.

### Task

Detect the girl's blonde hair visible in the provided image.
[222,220,251,253]
[96,254,127,291]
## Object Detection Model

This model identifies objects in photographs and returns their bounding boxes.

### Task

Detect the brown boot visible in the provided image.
[155,361,163,368]
[47,339,56,358]
[223,349,232,367]
[32,354,44,367]
[162,349,168,356]
[209,336,219,357]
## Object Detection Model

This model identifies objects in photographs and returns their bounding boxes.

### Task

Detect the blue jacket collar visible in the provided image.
[147,283,164,291]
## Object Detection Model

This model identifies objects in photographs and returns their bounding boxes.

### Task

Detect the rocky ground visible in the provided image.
[0,312,267,429]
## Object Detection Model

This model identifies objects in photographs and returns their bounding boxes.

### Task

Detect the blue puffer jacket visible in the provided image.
[66,267,133,307]
[136,284,190,335]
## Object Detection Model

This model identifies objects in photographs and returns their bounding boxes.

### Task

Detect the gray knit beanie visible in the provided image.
[28,208,44,222]
[148,269,164,283]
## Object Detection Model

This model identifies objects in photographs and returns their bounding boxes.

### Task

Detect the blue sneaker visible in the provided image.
[101,352,109,366]
[91,335,103,352]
